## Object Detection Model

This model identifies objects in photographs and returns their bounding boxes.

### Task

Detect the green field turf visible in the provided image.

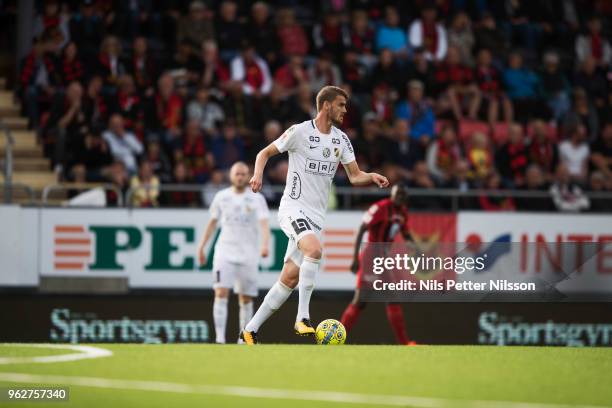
[0,344,611,408]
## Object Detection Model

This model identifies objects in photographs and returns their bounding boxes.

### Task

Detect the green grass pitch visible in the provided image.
[1,344,611,408]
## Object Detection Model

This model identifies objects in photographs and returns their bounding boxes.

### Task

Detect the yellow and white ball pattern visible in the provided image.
[315,319,346,345]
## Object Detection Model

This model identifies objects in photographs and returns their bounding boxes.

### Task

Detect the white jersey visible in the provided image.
[209,187,269,264]
[273,120,356,220]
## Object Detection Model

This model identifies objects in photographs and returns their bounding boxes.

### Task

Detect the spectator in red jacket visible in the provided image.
[436,45,481,121]
[276,8,309,57]
[59,42,84,85]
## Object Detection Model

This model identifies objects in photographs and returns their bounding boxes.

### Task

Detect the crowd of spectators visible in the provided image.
[15,0,612,211]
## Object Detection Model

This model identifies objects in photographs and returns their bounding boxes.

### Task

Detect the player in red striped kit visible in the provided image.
[340,183,416,345]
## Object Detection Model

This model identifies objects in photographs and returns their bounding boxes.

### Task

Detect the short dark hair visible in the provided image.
[316,86,349,112]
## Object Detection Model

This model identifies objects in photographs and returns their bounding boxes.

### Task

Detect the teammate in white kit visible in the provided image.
[240,86,389,344]
[197,162,270,344]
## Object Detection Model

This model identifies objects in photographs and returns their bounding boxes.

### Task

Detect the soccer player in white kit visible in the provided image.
[240,86,389,344]
[197,162,270,344]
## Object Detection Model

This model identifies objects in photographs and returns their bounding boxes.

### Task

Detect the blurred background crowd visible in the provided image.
[5,0,612,210]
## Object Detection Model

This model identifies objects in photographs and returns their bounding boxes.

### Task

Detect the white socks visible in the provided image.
[245,281,293,333]
[239,301,253,332]
[213,297,229,343]
[297,256,319,321]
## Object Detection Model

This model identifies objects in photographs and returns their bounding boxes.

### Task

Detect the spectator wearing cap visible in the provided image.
[376,6,408,57]
[395,80,435,143]
[178,1,215,50]
[408,4,447,62]
[230,41,272,97]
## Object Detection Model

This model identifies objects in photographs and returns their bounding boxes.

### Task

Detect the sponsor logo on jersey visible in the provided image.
[323,147,331,158]
[289,171,301,199]
[305,159,337,176]
[341,134,353,153]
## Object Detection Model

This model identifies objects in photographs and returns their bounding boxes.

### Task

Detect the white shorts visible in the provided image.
[212,257,258,297]
[278,206,323,266]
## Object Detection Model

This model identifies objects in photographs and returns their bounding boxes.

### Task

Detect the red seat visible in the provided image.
[458,119,489,142]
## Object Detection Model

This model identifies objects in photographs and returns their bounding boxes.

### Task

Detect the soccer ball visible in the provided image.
[315,319,346,345]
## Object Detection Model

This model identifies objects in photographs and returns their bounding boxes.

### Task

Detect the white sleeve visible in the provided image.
[259,58,272,94]
[273,124,300,153]
[126,133,144,154]
[436,25,448,61]
[256,194,270,220]
[339,132,356,164]
[209,193,221,219]
[409,21,422,48]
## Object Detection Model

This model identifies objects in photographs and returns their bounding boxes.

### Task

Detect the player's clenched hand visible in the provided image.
[198,250,206,266]
[371,173,389,188]
[260,246,269,258]
[249,174,263,192]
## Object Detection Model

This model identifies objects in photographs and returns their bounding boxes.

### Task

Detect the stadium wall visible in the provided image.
[1,206,612,291]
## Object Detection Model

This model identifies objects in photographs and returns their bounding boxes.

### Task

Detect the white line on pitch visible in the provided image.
[0,344,112,364]
[0,371,607,408]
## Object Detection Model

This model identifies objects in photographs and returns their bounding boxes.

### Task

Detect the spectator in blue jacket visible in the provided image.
[395,80,435,143]
[375,6,408,58]
[503,51,547,122]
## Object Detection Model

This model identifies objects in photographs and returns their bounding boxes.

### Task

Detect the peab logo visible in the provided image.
[53,224,196,272]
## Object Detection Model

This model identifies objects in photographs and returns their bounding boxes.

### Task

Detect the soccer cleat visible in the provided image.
[405,340,418,346]
[294,318,316,336]
[239,330,258,345]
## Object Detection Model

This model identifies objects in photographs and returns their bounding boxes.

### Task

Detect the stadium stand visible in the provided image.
[1,0,611,211]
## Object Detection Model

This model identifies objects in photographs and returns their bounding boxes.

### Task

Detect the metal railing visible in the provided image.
[0,183,35,204]
[124,184,612,212]
[0,121,14,203]
[42,183,124,207]
[3,181,611,212]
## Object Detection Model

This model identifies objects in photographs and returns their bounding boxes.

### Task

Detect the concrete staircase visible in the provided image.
[0,78,56,203]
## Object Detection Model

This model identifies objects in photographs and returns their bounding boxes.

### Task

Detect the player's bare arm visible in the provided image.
[350,223,368,274]
[197,218,217,266]
[259,218,270,257]
[250,143,280,192]
[343,160,389,188]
